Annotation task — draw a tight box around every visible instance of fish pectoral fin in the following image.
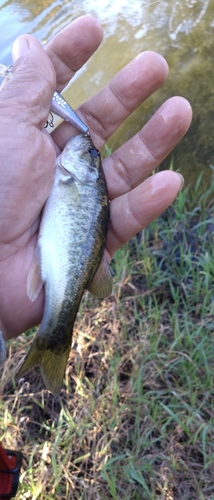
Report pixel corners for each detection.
[60,175,80,200]
[27,247,43,302]
[17,340,70,396]
[88,253,112,298]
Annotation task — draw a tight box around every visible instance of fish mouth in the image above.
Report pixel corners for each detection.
[73,133,94,151]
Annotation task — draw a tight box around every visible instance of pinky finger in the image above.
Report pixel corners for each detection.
[106,170,184,258]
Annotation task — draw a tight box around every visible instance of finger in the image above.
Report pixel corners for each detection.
[106,170,184,258]
[45,15,103,91]
[104,96,192,200]
[0,35,56,129]
[51,51,169,150]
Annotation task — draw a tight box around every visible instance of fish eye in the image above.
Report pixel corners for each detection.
[89,148,100,158]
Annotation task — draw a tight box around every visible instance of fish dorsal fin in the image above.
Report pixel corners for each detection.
[27,246,43,302]
[88,253,112,298]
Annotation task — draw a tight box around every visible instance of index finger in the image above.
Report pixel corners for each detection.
[51,51,169,150]
[45,15,103,91]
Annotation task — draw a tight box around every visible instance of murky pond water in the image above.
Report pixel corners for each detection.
[0,0,214,186]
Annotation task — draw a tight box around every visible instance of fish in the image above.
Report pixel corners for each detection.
[0,63,89,135]
[17,134,112,395]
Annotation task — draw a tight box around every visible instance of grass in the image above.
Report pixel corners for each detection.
[0,168,214,499]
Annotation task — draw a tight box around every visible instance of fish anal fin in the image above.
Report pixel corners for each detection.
[27,247,43,302]
[88,253,112,298]
[17,340,70,396]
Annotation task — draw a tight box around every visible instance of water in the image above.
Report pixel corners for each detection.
[0,0,214,186]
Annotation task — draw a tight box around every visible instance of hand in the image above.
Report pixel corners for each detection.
[0,15,192,340]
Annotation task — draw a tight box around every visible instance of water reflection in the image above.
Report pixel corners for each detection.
[0,0,213,185]
[169,0,210,39]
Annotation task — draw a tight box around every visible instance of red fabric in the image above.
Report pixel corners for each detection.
[0,442,16,496]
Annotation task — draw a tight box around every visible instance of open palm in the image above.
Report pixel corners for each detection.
[0,15,192,339]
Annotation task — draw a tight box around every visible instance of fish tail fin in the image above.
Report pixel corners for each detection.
[17,340,71,396]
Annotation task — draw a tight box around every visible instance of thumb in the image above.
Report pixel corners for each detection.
[0,35,56,129]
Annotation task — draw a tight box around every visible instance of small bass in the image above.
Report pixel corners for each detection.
[17,134,112,395]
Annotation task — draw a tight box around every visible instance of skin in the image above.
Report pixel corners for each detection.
[0,15,192,340]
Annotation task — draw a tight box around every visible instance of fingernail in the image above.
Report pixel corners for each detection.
[12,36,30,61]
[176,172,185,191]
